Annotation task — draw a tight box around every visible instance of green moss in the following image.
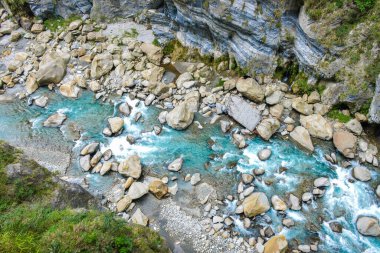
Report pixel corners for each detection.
[365,56,380,84]
[44,15,81,32]
[327,109,352,123]
[216,78,225,87]
[292,72,314,95]
[152,38,160,47]
[358,100,371,115]
[124,28,139,38]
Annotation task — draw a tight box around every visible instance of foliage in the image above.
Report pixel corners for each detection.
[124,28,139,38]
[354,0,375,12]
[216,78,225,87]
[44,16,81,32]
[4,0,30,15]
[0,142,169,253]
[152,38,160,47]
[327,109,352,123]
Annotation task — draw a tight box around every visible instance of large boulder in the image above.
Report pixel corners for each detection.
[243,192,270,217]
[118,155,142,179]
[356,216,380,236]
[345,119,363,135]
[226,95,261,131]
[271,195,287,211]
[333,131,357,158]
[149,180,168,199]
[116,196,132,212]
[292,97,314,115]
[36,51,69,85]
[257,118,280,140]
[352,166,372,182]
[127,182,149,200]
[140,43,163,65]
[59,81,80,98]
[236,78,264,103]
[290,126,314,152]
[300,114,333,140]
[108,117,124,134]
[166,101,194,130]
[91,53,114,79]
[264,235,288,253]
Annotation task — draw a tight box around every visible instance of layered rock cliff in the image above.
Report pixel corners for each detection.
[16,0,380,117]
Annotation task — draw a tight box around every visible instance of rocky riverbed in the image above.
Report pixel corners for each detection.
[0,6,380,253]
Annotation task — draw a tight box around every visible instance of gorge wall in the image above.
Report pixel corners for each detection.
[22,0,378,121]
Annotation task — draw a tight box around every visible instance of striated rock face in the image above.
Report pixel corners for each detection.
[155,0,323,75]
[28,0,92,19]
[91,0,163,19]
[369,75,380,124]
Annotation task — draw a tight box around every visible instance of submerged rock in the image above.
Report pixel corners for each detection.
[168,157,183,172]
[43,112,66,127]
[258,148,272,161]
[356,216,380,236]
[243,192,270,218]
[226,95,261,132]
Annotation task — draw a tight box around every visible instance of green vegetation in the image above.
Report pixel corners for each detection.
[327,109,352,123]
[152,38,161,47]
[4,0,30,15]
[124,28,139,38]
[0,142,169,253]
[216,78,225,87]
[43,16,81,32]
[304,0,380,86]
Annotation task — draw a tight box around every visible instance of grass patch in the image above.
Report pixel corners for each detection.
[4,0,30,15]
[43,15,81,32]
[0,142,169,253]
[327,109,352,123]
[124,28,139,38]
[152,38,160,47]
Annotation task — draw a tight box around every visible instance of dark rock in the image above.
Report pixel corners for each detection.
[28,0,92,19]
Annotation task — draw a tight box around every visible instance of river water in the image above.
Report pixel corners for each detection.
[0,87,379,253]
